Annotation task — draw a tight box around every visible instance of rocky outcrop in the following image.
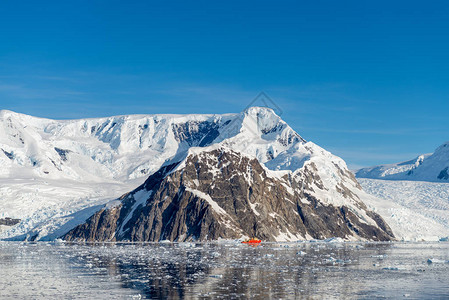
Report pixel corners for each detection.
[64,147,394,242]
[0,218,21,226]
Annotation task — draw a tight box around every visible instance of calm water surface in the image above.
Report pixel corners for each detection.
[0,241,448,299]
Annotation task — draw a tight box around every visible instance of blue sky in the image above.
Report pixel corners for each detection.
[1,1,448,168]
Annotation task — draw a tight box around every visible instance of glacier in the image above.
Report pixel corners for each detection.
[356,141,449,241]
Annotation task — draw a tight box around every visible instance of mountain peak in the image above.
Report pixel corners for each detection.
[435,141,449,153]
[244,106,278,115]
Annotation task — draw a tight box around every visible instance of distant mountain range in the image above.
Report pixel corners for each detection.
[356,142,449,182]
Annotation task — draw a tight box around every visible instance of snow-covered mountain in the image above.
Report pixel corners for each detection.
[356,142,449,182]
[1,108,393,241]
[64,146,394,242]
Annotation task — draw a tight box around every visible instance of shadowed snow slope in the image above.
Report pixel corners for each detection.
[1,108,392,241]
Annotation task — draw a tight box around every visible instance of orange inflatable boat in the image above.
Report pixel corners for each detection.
[242,238,261,244]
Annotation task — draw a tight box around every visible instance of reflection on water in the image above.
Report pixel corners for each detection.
[1,241,448,299]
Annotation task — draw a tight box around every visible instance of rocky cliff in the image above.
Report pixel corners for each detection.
[0,218,21,226]
[64,146,394,242]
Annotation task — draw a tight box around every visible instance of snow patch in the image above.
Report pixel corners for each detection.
[248,201,260,216]
[119,189,153,235]
[185,187,228,216]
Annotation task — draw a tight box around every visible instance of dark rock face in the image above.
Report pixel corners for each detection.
[1,148,14,160]
[0,218,21,226]
[54,147,71,162]
[64,148,394,242]
[438,167,449,180]
[172,121,220,147]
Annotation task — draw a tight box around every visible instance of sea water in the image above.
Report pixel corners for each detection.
[0,241,448,299]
